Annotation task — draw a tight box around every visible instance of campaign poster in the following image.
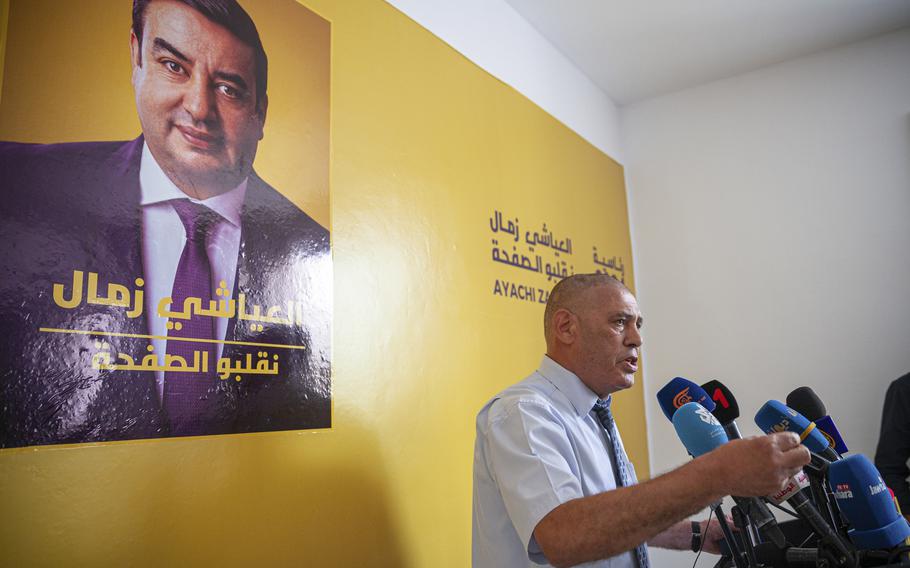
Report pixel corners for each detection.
[0,0,332,447]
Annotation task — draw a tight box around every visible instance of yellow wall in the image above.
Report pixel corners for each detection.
[0,0,648,566]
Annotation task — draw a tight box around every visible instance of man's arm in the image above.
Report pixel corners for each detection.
[534,433,809,568]
[875,376,910,519]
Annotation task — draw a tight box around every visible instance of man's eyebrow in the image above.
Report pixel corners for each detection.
[152,37,189,63]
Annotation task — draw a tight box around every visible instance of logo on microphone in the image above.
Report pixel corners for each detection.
[769,419,790,433]
[673,388,693,408]
[694,406,720,426]
[834,483,854,500]
[869,481,887,496]
[769,479,799,503]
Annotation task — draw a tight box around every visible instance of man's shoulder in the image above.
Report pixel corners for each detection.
[0,138,141,211]
[0,139,136,165]
[477,371,560,430]
[244,172,329,241]
[889,372,910,396]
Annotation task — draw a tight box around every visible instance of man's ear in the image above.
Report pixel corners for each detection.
[551,308,578,346]
[129,30,142,83]
[255,94,268,140]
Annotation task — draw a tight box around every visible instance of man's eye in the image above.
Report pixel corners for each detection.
[217,84,242,99]
[163,60,184,74]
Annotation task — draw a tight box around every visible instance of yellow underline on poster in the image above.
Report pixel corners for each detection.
[38,327,307,351]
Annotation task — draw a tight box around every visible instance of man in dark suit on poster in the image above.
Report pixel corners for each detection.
[0,0,331,447]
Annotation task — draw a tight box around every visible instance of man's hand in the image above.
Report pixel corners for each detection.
[699,516,732,555]
[706,432,811,498]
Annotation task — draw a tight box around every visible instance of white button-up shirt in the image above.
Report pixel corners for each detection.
[138,142,247,402]
[472,355,639,567]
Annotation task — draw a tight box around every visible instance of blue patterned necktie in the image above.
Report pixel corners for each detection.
[593,397,651,568]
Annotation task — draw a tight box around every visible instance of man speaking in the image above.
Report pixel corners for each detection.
[472,274,809,567]
[0,0,331,447]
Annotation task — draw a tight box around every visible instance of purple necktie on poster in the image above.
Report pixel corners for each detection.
[593,397,651,568]
[163,199,220,436]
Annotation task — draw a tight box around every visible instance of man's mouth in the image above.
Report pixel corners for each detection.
[176,125,221,150]
[622,356,638,372]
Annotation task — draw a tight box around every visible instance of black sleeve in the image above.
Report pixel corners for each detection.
[875,373,910,512]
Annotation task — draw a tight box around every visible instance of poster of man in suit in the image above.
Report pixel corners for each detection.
[0,0,332,447]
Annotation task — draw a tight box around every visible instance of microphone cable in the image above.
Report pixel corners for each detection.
[766,500,817,548]
[692,507,716,568]
[765,501,800,520]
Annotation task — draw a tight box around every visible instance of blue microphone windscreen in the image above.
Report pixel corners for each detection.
[754,400,830,454]
[815,415,849,454]
[657,377,716,421]
[672,402,729,458]
[829,454,910,549]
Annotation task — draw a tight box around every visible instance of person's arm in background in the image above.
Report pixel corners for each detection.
[875,374,910,523]
[649,516,729,554]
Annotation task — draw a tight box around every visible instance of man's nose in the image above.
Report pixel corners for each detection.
[184,76,215,123]
[625,324,642,347]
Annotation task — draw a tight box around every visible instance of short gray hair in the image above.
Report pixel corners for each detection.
[543,274,628,343]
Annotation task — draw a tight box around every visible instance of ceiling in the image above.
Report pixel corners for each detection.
[504,0,910,105]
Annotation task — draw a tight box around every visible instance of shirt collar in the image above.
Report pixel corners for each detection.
[537,355,601,418]
[138,141,246,227]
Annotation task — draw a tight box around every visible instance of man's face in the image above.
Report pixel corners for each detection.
[130,0,266,198]
[573,285,643,398]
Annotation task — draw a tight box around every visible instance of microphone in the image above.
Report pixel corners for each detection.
[753,544,819,568]
[754,400,839,462]
[701,380,787,547]
[657,377,715,421]
[828,454,910,549]
[765,469,855,564]
[672,401,728,457]
[786,387,848,455]
[672,402,747,568]
[701,379,742,440]
[755,401,856,562]
[766,470,811,506]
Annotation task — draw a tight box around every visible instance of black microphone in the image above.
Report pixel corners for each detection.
[786,386,826,420]
[701,380,742,440]
[701,379,786,548]
[753,543,819,568]
[785,387,851,534]
[767,470,855,566]
[786,386,848,455]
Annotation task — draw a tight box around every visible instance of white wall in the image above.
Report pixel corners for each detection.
[383,0,624,162]
[623,28,910,566]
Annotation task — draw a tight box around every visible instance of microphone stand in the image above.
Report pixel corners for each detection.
[715,502,749,568]
[732,504,761,567]
[804,454,849,540]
